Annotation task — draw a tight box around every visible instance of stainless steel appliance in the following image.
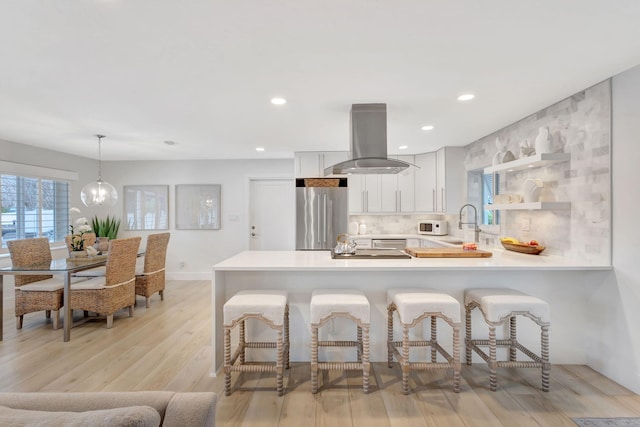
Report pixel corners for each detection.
[372,239,407,249]
[418,220,448,236]
[331,248,411,259]
[296,178,348,250]
[324,104,412,175]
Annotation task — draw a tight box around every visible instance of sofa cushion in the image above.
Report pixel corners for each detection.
[0,404,161,427]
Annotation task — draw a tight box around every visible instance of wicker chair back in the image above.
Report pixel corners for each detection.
[105,237,141,287]
[7,238,54,286]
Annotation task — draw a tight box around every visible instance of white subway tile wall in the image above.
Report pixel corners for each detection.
[464,80,611,263]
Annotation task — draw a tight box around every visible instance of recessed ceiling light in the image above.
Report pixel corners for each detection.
[256,147,265,152]
[163,140,176,146]
[421,125,434,131]
[399,145,408,150]
[457,93,475,101]
[270,97,287,105]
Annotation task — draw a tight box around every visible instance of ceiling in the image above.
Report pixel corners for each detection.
[1,1,640,161]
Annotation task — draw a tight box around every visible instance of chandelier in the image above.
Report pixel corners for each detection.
[80,134,118,207]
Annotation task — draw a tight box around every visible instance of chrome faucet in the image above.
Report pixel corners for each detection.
[458,203,482,243]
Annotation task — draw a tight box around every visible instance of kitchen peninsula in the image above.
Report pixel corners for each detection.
[211,249,610,374]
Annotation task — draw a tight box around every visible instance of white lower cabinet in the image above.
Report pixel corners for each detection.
[406,238,420,248]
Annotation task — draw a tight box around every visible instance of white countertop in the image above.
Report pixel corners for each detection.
[213,249,612,272]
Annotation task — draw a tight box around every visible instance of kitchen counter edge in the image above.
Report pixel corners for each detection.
[213,250,612,271]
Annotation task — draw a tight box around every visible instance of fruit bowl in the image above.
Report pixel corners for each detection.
[501,241,545,255]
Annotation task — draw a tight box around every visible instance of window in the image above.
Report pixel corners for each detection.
[467,169,500,226]
[1,173,70,248]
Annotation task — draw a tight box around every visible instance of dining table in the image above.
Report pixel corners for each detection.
[0,256,111,342]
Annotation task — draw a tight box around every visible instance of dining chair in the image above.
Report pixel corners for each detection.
[135,232,170,308]
[69,236,141,328]
[7,238,73,330]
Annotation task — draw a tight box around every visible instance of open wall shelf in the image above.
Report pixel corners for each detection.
[484,153,571,174]
[484,202,571,211]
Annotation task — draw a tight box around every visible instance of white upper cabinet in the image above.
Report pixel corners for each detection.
[414,152,437,212]
[348,174,381,213]
[435,147,464,213]
[294,151,349,178]
[380,155,415,212]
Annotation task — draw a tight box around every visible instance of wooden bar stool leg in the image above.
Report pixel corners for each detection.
[357,326,363,363]
[401,326,410,395]
[452,325,461,393]
[276,328,284,396]
[387,305,394,368]
[239,320,246,365]
[311,325,319,394]
[224,328,232,396]
[542,325,550,392]
[489,325,498,391]
[465,304,472,365]
[510,316,517,362]
[284,305,290,370]
[430,316,438,363]
[362,325,370,393]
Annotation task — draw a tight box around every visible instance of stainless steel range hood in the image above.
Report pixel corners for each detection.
[324,103,411,175]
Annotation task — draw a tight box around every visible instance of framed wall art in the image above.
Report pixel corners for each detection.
[175,184,221,230]
[123,185,169,231]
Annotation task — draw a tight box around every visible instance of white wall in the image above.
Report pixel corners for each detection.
[1,140,293,277]
[102,159,293,279]
[587,64,640,393]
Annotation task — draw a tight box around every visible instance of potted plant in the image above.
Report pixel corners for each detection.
[91,215,121,251]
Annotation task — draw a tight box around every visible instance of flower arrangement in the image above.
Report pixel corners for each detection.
[69,207,93,251]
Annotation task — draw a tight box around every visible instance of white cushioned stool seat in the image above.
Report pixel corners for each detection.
[464,288,550,324]
[387,288,461,394]
[223,290,289,396]
[224,290,288,327]
[388,288,461,325]
[310,289,370,394]
[464,287,551,392]
[310,289,370,324]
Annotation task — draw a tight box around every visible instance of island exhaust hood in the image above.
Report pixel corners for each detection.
[324,103,411,175]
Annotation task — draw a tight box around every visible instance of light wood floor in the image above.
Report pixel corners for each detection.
[2,279,640,426]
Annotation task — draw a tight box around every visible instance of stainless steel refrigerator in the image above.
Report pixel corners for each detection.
[296,178,348,250]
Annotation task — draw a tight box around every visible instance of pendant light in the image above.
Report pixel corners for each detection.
[80,134,118,207]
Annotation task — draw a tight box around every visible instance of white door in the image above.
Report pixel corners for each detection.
[249,179,295,250]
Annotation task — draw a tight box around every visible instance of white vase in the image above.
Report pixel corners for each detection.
[522,178,544,203]
[534,126,551,155]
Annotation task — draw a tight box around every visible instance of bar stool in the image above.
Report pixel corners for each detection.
[387,288,461,394]
[223,290,290,396]
[464,288,550,391]
[310,289,370,393]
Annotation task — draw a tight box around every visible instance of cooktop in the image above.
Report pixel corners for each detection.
[331,249,412,259]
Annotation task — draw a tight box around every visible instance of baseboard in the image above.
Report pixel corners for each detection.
[166,271,211,280]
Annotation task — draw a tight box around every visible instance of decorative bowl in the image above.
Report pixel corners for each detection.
[501,241,545,255]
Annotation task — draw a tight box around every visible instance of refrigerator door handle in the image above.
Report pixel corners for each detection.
[323,193,328,243]
[316,194,321,244]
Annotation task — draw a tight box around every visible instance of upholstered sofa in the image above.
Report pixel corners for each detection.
[0,391,216,426]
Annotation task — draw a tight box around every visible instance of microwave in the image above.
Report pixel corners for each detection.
[418,220,448,236]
